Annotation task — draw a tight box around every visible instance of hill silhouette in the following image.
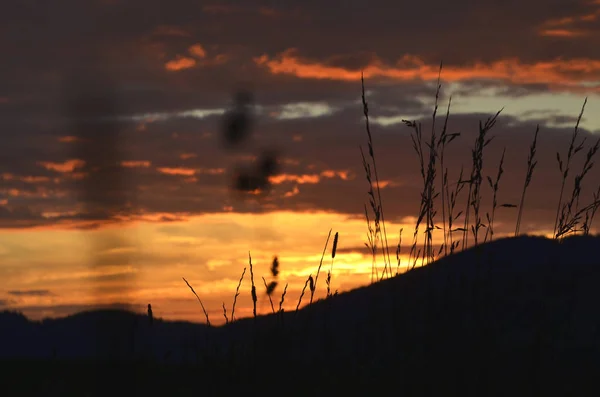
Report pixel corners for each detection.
[1,234,599,396]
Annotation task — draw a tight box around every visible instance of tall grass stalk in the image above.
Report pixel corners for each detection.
[484,148,506,243]
[326,232,339,297]
[230,267,246,322]
[296,275,312,312]
[447,167,466,254]
[360,72,392,280]
[395,228,403,275]
[556,136,600,238]
[553,98,587,238]
[262,277,276,313]
[311,229,332,304]
[515,126,539,236]
[463,109,502,248]
[582,185,600,235]
[437,96,460,256]
[248,252,257,318]
[182,277,211,326]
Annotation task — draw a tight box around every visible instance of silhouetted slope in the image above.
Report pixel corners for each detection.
[2,235,599,396]
[0,308,213,361]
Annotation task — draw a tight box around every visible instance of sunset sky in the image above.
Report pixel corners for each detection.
[1,0,600,324]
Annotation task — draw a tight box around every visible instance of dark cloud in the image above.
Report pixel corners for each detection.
[0,93,599,236]
[0,0,598,235]
[1,0,598,118]
[8,290,54,297]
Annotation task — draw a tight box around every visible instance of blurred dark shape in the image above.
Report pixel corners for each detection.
[232,149,281,195]
[234,90,253,107]
[63,71,130,217]
[62,65,137,371]
[147,304,153,327]
[220,88,284,196]
[234,170,265,193]
[257,149,280,179]
[221,89,255,149]
[266,281,277,296]
[270,256,280,277]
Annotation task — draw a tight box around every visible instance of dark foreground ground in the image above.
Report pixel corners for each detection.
[2,235,600,396]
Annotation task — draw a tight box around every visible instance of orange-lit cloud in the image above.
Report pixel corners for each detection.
[179,153,197,160]
[38,159,85,173]
[544,17,576,27]
[1,173,50,183]
[22,176,51,183]
[539,29,588,37]
[538,4,600,38]
[5,187,64,199]
[284,186,300,197]
[254,50,600,91]
[57,136,80,143]
[165,55,196,71]
[581,13,598,21]
[156,167,196,176]
[165,45,228,71]
[200,168,225,175]
[188,44,207,58]
[270,170,352,185]
[270,173,320,184]
[121,160,151,168]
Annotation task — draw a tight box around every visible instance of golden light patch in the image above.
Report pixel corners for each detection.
[0,211,445,324]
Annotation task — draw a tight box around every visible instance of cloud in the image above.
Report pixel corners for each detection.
[255,50,600,93]
[156,167,196,176]
[8,290,54,297]
[0,97,598,235]
[38,160,85,173]
[165,55,196,71]
[188,43,207,58]
[539,29,590,37]
[0,0,597,236]
[121,160,151,168]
